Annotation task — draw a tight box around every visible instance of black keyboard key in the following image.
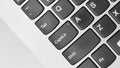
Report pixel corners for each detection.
[22,0,44,20]
[49,21,78,50]
[109,2,120,24]
[87,0,110,16]
[108,30,120,55]
[41,0,55,6]
[62,29,100,65]
[71,7,94,30]
[52,0,74,20]
[92,44,116,68]
[35,11,59,35]
[72,0,86,6]
[14,0,25,5]
[77,58,98,68]
[110,0,117,2]
[94,15,116,38]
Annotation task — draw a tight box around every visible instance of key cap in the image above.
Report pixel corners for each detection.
[110,0,117,2]
[52,0,74,20]
[77,58,98,68]
[62,29,100,65]
[71,7,94,30]
[92,44,116,68]
[72,0,86,6]
[22,0,44,20]
[108,30,120,55]
[35,11,59,35]
[109,2,120,24]
[49,21,78,50]
[86,0,110,16]
[93,15,116,38]
[14,0,25,5]
[41,0,55,6]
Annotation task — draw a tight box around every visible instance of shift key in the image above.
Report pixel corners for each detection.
[49,21,78,50]
[62,29,100,65]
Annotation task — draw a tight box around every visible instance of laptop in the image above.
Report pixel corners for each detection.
[0,0,120,68]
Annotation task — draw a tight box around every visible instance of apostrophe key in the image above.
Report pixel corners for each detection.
[22,0,44,20]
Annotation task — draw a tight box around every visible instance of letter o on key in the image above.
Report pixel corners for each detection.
[55,5,62,12]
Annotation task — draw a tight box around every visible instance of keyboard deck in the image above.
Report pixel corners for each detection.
[14,0,120,68]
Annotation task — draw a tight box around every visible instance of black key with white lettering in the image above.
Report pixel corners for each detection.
[49,21,78,50]
[41,0,55,6]
[87,0,110,16]
[62,29,100,65]
[108,30,120,55]
[109,2,120,24]
[14,0,25,5]
[77,58,98,68]
[35,11,59,35]
[52,0,74,20]
[22,0,44,20]
[72,0,86,6]
[71,7,94,30]
[94,15,116,38]
[92,44,116,68]
[110,0,117,2]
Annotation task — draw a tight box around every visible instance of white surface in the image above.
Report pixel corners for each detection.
[0,18,45,68]
[0,0,120,68]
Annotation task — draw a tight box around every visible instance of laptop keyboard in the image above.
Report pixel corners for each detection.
[14,0,120,68]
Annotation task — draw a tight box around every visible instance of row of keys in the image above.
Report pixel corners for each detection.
[14,0,113,36]
[14,0,120,68]
[15,0,111,21]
